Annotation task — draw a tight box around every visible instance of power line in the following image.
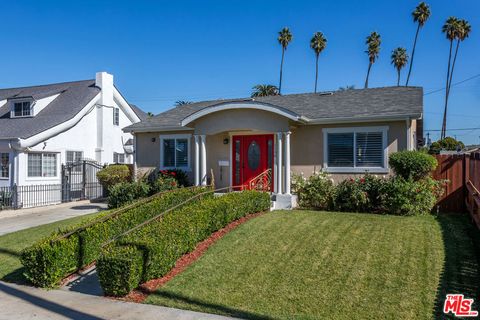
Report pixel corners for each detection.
[423,73,480,96]
[424,127,480,132]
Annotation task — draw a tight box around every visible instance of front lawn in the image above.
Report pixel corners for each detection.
[0,211,103,284]
[145,211,480,320]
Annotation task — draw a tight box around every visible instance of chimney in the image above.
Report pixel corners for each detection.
[95,72,114,106]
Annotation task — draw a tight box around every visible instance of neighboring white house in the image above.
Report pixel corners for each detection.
[0,72,145,207]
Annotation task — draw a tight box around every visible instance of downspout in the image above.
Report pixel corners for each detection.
[133,133,138,182]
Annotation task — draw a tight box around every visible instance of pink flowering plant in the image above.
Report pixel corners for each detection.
[334,175,379,213]
[292,171,335,210]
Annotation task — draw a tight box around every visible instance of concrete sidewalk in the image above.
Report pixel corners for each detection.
[0,201,108,236]
[0,281,233,320]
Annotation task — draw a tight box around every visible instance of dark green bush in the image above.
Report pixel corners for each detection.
[389,151,437,181]
[108,181,151,209]
[96,246,143,297]
[334,178,370,212]
[97,190,271,296]
[97,165,131,189]
[379,177,444,216]
[20,187,209,288]
[292,172,335,210]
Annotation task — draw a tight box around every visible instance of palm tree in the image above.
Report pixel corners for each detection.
[441,18,471,139]
[251,84,279,97]
[440,17,460,139]
[391,47,409,86]
[448,19,471,96]
[277,27,293,94]
[405,2,431,86]
[364,32,381,88]
[175,100,193,106]
[310,32,327,93]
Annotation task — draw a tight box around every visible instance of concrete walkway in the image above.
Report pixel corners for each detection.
[0,201,108,236]
[0,281,233,320]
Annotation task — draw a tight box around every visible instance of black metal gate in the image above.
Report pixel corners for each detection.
[62,160,104,202]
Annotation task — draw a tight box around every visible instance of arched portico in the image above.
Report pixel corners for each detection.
[185,103,296,195]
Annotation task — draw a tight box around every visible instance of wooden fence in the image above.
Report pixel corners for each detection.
[432,152,480,228]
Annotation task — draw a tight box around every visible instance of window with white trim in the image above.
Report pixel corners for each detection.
[160,134,190,170]
[113,152,125,164]
[27,153,58,177]
[323,126,388,172]
[113,108,120,126]
[12,101,32,117]
[1,153,9,179]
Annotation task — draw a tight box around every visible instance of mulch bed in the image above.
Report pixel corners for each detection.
[60,261,97,287]
[122,211,266,303]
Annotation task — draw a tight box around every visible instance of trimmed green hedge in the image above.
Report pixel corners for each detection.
[20,187,209,288]
[97,190,271,296]
[389,150,438,180]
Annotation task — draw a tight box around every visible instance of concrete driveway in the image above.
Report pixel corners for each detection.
[0,201,108,236]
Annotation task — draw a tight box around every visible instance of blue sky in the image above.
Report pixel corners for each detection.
[2,0,479,144]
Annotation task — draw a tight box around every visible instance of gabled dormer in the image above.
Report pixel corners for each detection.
[8,92,61,119]
[10,98,34,118]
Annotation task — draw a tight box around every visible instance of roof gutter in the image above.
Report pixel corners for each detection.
[123,126,194,133]
[303,113,422,125]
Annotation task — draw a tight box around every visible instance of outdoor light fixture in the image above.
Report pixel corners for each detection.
[223,138,229,145]
[151,137,156,142]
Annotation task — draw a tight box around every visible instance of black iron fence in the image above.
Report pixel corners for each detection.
[0,160,104,211]
[0,182,104,211]
[0,184,61,210]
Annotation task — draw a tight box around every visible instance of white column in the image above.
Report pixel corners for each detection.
[284,131,291,195]
[200,135,207,186]
[194,135,200,186]
[406,118,412,151]
[276,132,283,194]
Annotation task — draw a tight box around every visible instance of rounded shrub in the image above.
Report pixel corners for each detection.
[333,175,386,213]
[389,151,437,181]
[379,177,444,216]
[293,172,335,210]
[96,165,131,189]
[334,178,370,213]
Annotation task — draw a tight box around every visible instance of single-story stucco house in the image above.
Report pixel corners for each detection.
[124,86,423,207]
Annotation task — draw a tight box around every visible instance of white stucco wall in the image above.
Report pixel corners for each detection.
[0,72,139,188]
[12,101,134,186]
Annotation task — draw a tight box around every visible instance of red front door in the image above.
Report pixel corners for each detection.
[232,134,274,189]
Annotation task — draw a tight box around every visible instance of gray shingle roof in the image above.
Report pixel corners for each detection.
[0,80,145,139]
[128,103,148,121]
[124,86,423,131]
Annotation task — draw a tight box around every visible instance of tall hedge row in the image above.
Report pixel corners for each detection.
[20,187,210,288]
[97,190,271,296]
